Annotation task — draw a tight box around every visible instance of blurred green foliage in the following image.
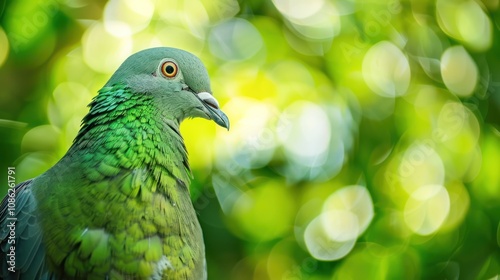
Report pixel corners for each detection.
[1,0,500,279]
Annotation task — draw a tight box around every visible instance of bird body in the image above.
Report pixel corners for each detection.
[0,47,229,279]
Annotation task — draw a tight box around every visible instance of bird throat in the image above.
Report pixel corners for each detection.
[71,85,192,194]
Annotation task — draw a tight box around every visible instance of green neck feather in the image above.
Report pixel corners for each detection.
[70,84,191,188]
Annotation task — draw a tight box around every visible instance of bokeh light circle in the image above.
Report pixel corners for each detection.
[103,0,155,37]
[82,23,133,73]
[404,184,450,235]
[208,18,263,61]
[277,101,331,166]
[321,210,360,242]
[437,0,492,51]
[322,185,374,236]
[303,185,374,261]
[272,0,325,20]
[441,46,478,97]
[304,213,357,261]
[362,41,411,98]
[215,97,279,170]
[398,142,445,194]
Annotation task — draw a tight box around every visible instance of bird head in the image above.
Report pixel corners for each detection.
[105,47,229,129]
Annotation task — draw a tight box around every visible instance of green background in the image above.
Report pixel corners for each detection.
[1,0,500,279]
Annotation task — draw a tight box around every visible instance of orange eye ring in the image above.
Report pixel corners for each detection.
[161,61,178,78]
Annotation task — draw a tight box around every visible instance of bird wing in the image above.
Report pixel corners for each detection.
[0,179,54,279]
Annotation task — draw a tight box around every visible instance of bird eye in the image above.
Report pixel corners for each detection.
[161,61,178,78]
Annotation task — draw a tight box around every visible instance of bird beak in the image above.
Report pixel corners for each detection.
[196,92,230,130]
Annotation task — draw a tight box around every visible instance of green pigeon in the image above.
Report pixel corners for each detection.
[0,47,229,279]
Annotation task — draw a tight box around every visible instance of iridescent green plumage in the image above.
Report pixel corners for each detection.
[0,47,229,279]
